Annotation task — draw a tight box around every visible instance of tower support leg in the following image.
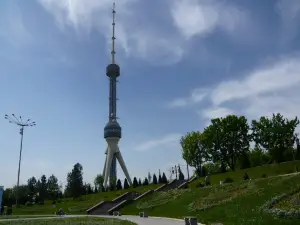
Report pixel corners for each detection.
[116,150,132,185]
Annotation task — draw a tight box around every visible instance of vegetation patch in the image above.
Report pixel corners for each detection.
[136,189,190,209]
[261,186,300,219]
[0,217,135,225]
[188,181,255,212]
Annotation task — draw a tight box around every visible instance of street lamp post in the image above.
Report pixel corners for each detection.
[4,114,36,206]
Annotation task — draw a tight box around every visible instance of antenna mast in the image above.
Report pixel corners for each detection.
[111,2,116,64]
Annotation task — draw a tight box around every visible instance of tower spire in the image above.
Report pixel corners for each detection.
[111,1,116,64]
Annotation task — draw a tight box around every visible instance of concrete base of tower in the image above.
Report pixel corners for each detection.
[102,137,132,188]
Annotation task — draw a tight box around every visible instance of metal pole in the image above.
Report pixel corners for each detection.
[16,126,24,206]
[186,163,190,180]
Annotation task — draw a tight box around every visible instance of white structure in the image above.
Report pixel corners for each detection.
[102,3,132,189]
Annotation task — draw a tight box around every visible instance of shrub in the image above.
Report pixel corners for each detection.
[223,177,234,183]
[57,199,61,203]
[195,182,205,188]
[52,200,56,205]
[6,207,12,215]
[25,201,33,207]
[261,173,267,178]
[38,201,44,205]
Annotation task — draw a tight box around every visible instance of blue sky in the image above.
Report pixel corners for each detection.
[0,0,300,189]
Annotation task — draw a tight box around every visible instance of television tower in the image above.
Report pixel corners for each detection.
[102,2,132,189]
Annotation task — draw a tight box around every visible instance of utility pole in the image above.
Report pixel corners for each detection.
[5,114,36,206]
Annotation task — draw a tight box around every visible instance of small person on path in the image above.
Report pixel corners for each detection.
[243,172,250,180]
[205,174,211,186]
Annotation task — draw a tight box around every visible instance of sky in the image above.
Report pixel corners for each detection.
[0,0,300,189]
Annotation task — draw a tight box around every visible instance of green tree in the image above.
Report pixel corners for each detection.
[116,179,122,190]
[27,176,37,199]
[133,177,138,188]
[123,179,130,189]
[180,131,210,176]
[138,178,142,186]
[94,174,104,192]
[38,175,47,200]
[204,115,250,171]
[162,172,168,183]
[178,166,185,180]
[65,163,84,198]
[109,177,116,191]
[158,170,162,183]
[251,113,299,163]
[147,172,152,184]
[47,174,59,200]
[143,178,149,185]
[152,174,158,184]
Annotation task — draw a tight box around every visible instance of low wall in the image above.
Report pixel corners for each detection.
[112,192,130,202]
[86,201,105,214]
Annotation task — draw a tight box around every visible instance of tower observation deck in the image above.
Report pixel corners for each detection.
[102,2,132,189]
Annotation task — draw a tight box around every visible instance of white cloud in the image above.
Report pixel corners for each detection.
[133,133,182,152]
[171,0,249,40]
[37,0,251,65]
[200,107,234,119]
[168,88,208,108]
[171,54,300,126]
[210,55,300,106]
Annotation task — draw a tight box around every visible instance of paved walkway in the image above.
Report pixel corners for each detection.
[0,215,204,225]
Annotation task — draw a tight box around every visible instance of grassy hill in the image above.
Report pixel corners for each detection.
[121,161,300,225]
[11,184,161,215]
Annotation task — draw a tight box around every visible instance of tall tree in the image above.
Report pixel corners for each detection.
[147,172,152,184]
[143,178,149,185]
[123,178,130,189]
[161,172,168,183]
[138,178,142,186]
[251,113,299,163]
[133,177,138,188]
[65,163,84,198]
[116,179,122,190]
[158,170,162,183]
[180,131,210,176]
[47,174,59,200]
[94,174,104,192]
[152,174,158,184]
[178,166,185,180]
[27,176,37,198]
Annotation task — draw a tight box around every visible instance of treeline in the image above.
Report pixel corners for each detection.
[181,113,300,176]
[2,163,173,207]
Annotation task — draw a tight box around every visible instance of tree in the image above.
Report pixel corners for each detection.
[86,183,93,194]
[147,172,152,184]
[109,177,116,191]
[94,186,98,193]
[248,146,271,167]
[123,179,130,189]
[65,163,84,199]
[203,115,250,171]
[138,178,142,186]
[143,178,149,185]
[251,113,299,163]
[180,131,210,176]
[133,177,138,188]
[178,166,185,180]
[161,172,168,183]
[152,174,158,184]
[94,174,104,192]
[27,176,37,198]
[38,175,47,200]
[158,170,162,183]
[116,179,122,190]
[47,174,59,200]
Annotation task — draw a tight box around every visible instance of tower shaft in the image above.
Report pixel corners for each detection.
[102,2,132,189]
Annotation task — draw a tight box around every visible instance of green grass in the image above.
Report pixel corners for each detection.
[121,161,300,225]
[189,160,300,188]
[0,217,135,225]
[11,184,161,215]
[0,215,56,220]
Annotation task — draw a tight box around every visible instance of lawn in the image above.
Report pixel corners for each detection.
[121,164,300,225]
[0,217,135,225]
[189,160,300,188]
[10,184,161,215]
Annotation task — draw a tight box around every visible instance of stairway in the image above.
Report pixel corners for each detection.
[86,191,140,215]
